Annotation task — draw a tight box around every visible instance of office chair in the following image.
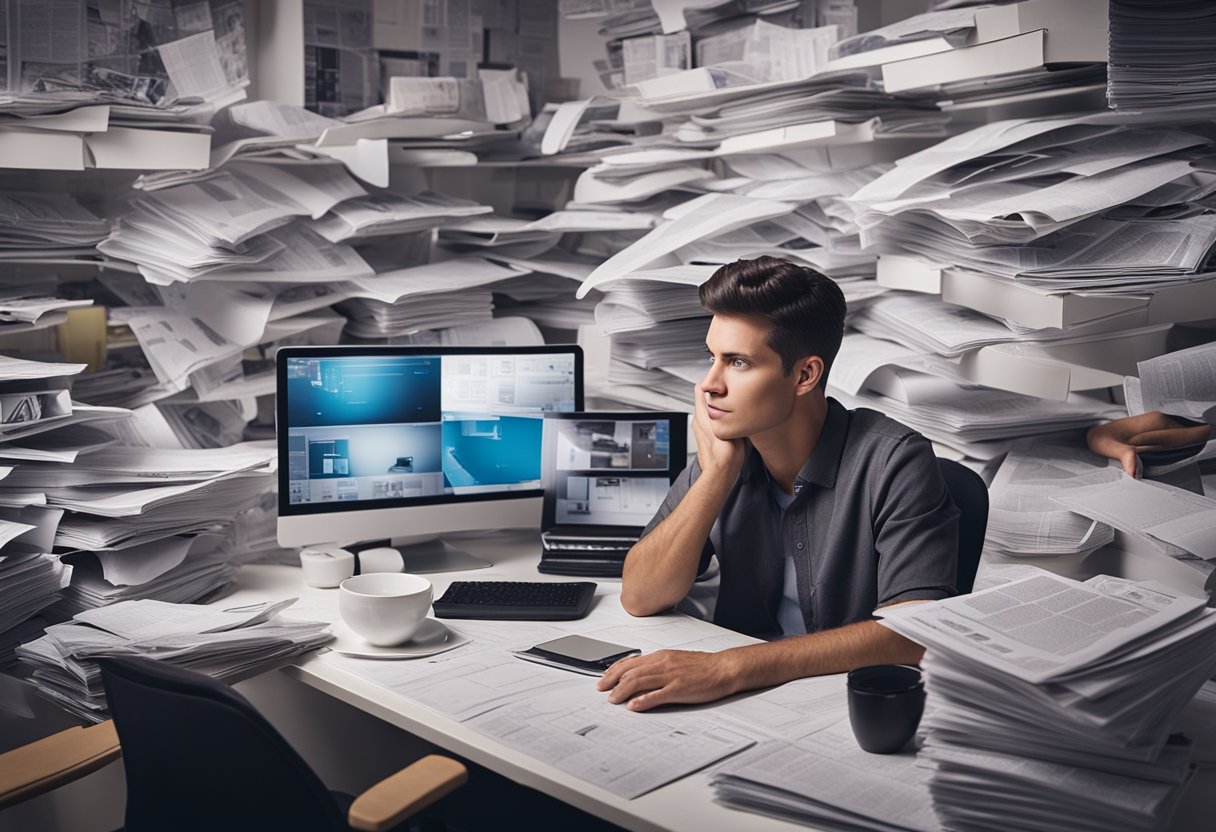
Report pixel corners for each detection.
[96,655,466,832]
[937,458,989,595]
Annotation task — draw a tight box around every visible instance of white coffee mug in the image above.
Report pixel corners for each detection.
[338,573,433,646]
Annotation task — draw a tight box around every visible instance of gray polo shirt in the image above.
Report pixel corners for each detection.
[640,398,959,639]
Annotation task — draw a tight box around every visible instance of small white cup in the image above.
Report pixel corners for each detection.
[299,546,356,588]
[338,573,433,646]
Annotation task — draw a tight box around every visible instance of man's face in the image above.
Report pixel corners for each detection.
[701,314,806,441]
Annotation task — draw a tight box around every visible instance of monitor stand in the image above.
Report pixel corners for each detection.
[354,536,493,574]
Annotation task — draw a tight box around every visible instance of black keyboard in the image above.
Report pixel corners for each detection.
[433,581,596,621]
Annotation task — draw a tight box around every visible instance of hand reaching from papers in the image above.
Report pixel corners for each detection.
[694,381,748,480]
[597,649,743,712]
[1086,411,1212,477]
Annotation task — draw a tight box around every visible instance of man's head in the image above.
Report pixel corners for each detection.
[697,257,846,440]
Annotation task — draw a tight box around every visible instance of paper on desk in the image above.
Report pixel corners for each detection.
[714,726,937,831]
[1137,341,1216,425]
[466,683,757,799]
[879,572,1206,684]
[1051,477,1216,559]
[69,597,298,641]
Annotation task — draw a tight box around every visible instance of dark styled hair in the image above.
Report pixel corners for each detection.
[699,256,846,386]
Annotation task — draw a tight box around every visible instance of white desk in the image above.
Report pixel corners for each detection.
[228,530,821,832]
[227,530,1213,832]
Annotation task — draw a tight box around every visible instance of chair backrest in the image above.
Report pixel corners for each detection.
[937,458,988,595]
[98,656,347,832]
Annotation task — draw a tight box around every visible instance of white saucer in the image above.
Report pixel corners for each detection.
[328,618,469,659]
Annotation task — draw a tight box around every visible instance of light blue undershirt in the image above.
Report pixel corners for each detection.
[769,480,807,637]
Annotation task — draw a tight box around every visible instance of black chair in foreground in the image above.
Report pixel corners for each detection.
[937,458,989,595]
[98,655,466,832]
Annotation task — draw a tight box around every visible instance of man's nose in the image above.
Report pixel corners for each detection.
[701,364,725,395]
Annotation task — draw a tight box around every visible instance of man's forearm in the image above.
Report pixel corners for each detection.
[721,620,924,693]
[621,470,736,616]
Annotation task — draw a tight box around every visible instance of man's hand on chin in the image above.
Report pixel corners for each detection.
[596,649,742,712]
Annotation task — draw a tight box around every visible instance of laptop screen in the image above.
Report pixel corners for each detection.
[541,412,688,533]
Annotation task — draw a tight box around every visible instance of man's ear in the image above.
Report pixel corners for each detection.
[794,356,824,395]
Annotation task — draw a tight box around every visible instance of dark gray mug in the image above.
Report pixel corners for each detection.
[847,664,925,754]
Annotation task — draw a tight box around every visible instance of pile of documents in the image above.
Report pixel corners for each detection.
[851,118,1216,286]
[53,530,239,617]
[0,552,69,665]
[0,1,250,171]
[880,569,1216,831]
[1107,0,1216,110]
[0,442,276,631]
[828,0,1109,103]
[1051,477,1216,596]
[0,356,134,652]
[337,258,532,339]
[985,441,1121,558]
[0,192,110,256]
[17,597,329,722]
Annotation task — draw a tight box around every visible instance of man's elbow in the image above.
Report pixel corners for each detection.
[619,585,666,617]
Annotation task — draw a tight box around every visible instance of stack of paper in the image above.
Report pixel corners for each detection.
[881,570,1216,831]
[0,193,110,256]
[100,167,374,286]
[311,192,492,243]
[854,0,1109,102]
[54,531,237,617]
[0,3,250,171]
[1050,477,1216,592]
[338,258,532,338]
[16,598,329,722]
[0,552,69,639]
[829,372,1118,464]
[1107,0,1216,111]
[855,120,1206,237]
[985,441,1122,557]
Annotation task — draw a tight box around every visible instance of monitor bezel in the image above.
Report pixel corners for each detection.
[277,344,584,519]
[540,410,689,536]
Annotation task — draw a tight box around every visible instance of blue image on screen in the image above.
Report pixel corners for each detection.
[286,357,441,427]
[442,416,542,487]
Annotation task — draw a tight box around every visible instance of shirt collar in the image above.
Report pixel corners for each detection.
[741,397,849,491]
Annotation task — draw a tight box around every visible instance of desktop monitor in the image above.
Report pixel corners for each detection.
[276,345,583,570]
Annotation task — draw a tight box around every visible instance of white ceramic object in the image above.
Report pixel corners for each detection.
[299,546,356,588]
[328,618,469,659]
[358,546,405,573]
[338,572,433,646]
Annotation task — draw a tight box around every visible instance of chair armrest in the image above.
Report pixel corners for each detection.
[0,720,121,810]
[348,754,467,832]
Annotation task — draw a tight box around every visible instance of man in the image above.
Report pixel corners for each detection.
[597,256,959,712]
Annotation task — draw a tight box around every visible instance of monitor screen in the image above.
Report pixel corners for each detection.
[278,346,582,518]
[541,412,687,532]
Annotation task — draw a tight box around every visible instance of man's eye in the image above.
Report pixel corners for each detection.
[732,359,748,369]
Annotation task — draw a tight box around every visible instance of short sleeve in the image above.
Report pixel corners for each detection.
[873,434,959,608]
[639,457,715,576]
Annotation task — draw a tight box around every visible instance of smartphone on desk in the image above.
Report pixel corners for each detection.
[514,634,640,676]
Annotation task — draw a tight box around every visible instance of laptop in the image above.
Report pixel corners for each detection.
[539,411,687,577]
